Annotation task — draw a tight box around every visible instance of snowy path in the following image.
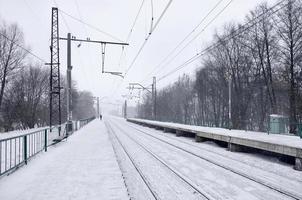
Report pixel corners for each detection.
[0,120,129,200]
[107,117,301,200]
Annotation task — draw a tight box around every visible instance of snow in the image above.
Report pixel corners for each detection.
[0,119,129,200]
[107,117,301,200]
[1,116,300,200]
[0,127,47,140]
[129,118,302,149]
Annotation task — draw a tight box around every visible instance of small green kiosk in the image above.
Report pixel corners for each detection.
[269,114,289,134]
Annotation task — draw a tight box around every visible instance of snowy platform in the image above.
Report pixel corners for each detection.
[128,118,302,170]
[0,120,129,200]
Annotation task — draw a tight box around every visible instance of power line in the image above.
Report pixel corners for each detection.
[72,0,96,91]
[123,0,174,77]
[155,0,287,84]
[143,0,233,84]
[0,32,47,63]
[140,0,225,83]
[114,0,147,98]
[126,0,146,43]
[52,0,72,32]
[58,8,124,42]
[110,0,174,100]
[117,0,146,71]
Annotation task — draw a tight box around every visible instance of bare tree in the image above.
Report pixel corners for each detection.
[1,64,48,129]
[275,0,302,132]
[0,22,27,110]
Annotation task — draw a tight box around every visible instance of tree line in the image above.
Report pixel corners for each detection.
[137,0,302,134]
[0,20,95,132]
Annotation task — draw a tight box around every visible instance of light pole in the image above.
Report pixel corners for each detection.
[66,33,73,135]
[228,75,232,130]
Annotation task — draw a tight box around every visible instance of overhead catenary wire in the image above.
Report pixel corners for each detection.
[58,8,124,42]
[140,0,225,83]
[117,0,146,70]
[127,0,147,43]
[72,0,97,92]
[154,0,288,85]
[123,0,174,77]
[52,0,72,32]
[113,0,148,100]
[110,0,174,100]
[151,0,234,80]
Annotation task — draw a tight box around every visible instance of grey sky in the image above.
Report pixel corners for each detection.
[0,0,276,111]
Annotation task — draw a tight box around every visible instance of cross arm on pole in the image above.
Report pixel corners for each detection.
[128,83,152,93]
[59,37,128,46]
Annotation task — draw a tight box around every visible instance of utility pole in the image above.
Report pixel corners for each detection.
[66,33,73,135]
[228,77,232,130]
[48,7,62,134]
[152,76,157,120]
[48,7,129,133]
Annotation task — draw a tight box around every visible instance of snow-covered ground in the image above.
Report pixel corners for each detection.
[107,117,302,200]
[1,116,301,200]
[0,119,129,200]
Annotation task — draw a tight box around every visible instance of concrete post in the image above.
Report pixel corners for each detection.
[176,130,183,137]
[294,158,302,171]
[195,135,206,142]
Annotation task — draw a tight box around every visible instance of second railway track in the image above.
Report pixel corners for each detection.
[109,118,302,200]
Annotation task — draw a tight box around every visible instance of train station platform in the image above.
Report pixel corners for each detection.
[128,118,302,170]
[0,120,129,200]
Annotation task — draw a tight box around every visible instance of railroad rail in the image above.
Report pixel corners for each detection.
[123,119,301,200]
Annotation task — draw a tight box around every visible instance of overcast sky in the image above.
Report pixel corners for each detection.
[0,0,276,112]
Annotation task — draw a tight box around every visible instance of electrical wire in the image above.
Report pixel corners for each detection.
[0,32,47,63]
[140,0,225,83]
[127,0,146,43]
[73,0,96,91]
[123,0,174,77]
[155,0,287,85]
[52,0,72,32]
[110,0,174,100]
[58,8,124,42]
[117,0,146,70]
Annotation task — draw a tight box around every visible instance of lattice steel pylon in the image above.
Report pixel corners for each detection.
[49,7,61,129]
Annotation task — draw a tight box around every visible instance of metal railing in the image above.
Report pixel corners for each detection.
[0,117,95,177]
[78,116,96,128]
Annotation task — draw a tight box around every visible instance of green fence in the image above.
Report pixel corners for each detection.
[0,116,95,177]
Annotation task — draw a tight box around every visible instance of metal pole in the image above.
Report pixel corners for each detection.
[153,77,157,120]
[228,77,232,129]
[66,33,73,134]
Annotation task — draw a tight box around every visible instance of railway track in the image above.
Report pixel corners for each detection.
[106,120,212,200]
[127,121,302,184]
[110,119,301,200]
[105,121,159,200]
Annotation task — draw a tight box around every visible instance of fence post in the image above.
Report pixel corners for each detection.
[23,135,27,164]
[44,129,48,152]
